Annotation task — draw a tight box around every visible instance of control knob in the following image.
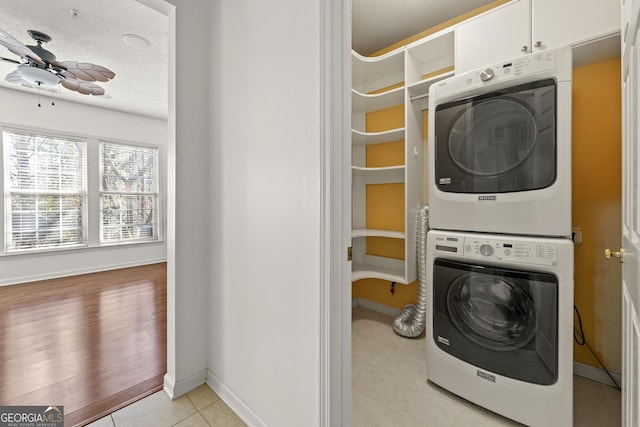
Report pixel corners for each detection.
[480,68,495,82]
[479,244,494,256]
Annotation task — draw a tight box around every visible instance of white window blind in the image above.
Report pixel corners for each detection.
[3,130,87,252]
[100,142,158,242]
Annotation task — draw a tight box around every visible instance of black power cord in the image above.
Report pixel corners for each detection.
[574,305,621,391]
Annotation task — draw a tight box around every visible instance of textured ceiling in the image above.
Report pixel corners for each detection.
[352,0,496,55]
[0,0,168,119]
[0,1,497,119]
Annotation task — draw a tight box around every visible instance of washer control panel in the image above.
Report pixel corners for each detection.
[430,232,559,267]
[463,236,558,266]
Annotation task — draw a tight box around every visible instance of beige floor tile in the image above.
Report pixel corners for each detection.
[384,381,462,426]
[85,415,115,427]
[111,391,197,427]
[452,398,522,426]
[371,406,427,427]
[603,384,622,426]
[200,400,246,427]
[173,412,210,427]
[186,383,221,410]
[352,390,389,427]
[352,356,413,406]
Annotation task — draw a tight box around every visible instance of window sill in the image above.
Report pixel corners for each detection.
[3,238,165,257]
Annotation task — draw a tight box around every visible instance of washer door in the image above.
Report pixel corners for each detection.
[432,258,558,385]
[434,78,556,194]
[447,273,536,351]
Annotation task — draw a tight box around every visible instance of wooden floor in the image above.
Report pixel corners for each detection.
[0,263,167,427]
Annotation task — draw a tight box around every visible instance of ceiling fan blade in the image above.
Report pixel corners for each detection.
[58,61,115,82]
[0,55,20,64]
[0,28,44,65]
[5,69,24,84]
[60,77,105,96]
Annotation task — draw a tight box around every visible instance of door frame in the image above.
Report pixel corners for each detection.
[319,0,352,425]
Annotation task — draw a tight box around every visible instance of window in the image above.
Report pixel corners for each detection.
[100,142,158,242]
[3,130,87,252]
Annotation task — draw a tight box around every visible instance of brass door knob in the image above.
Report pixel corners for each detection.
[604,248,624,262]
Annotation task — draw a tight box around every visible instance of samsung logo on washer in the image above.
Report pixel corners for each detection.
[478,195,497,201]
[477,370,497,383]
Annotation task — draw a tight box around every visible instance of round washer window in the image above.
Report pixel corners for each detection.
[447,272,536,351]
[448,99,538,176]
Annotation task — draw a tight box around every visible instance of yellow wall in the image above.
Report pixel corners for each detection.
[572,58,622,371]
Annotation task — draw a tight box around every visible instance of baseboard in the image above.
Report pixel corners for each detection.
[573,361,621,388]
[0,257,167,287]
[207,370,268,427]
[352,297,402,317]
[163,369,207,400]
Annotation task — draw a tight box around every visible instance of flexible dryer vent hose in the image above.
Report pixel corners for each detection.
[393,205,429,338]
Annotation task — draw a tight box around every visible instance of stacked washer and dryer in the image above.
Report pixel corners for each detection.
[425,47,574,426]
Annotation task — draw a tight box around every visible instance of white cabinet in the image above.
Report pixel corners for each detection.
[454,0,530,74]
[455,0,621,73]
[531,0,620,52]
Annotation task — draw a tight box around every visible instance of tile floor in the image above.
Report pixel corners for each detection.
[352,306,622,427]
[86,384,245,427]
[87,306,621,427]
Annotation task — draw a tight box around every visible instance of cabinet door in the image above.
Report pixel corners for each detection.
[531,0,620,51]
[454,0,530,74]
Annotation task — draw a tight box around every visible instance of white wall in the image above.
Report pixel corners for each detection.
[0,86,167,285]
[158,0,348,425]
[161,0,210,401]
[205,1,323,425]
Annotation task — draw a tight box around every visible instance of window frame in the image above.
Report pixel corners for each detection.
[98,140,160,244]
[2,128,88,254]
[0,125,163,256]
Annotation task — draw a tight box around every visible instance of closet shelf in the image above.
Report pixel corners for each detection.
[352,87,404,114]
[352,255,405,283]
[352,229,405,239]
[352,166,404,184]
[352,48,405,94]
[407,70,455,101]
[352,128,405,146]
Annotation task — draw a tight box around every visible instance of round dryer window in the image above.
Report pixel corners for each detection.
[448,99,538,176]
[447,272,536,351]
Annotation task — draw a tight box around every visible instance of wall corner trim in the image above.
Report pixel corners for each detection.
[207,370,268,427]
[163,370,206,400]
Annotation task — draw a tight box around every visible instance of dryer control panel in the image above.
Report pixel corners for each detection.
[432,46,571,101]
[463,49,557,88]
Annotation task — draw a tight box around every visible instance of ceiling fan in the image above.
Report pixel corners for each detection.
[0,27,115,96]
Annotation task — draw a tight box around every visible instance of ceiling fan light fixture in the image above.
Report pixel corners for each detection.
[17,64,60,87]
[122,34,151,49]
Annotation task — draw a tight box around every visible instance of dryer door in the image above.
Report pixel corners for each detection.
[432,258,558,385]
[434,79,556,194]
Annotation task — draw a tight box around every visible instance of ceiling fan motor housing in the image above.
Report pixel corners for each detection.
[26,30,56,64]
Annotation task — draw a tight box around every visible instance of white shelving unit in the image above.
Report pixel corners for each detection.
[351,27,457,284]
[351,46,407,283]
